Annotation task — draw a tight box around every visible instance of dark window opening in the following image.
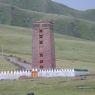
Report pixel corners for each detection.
[33,24,39,28]
[42,24,48,27]
[50,25,53,30]
[40,41,43,44]
[39,35,43,38]
[39,29,42,32]
[40,60,43,63]
[40,54,43,57]
[40,65,43,69]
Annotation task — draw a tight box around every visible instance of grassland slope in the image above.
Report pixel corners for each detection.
[0,5,95,40]
[0,25,95,71]
[0,0,95,21]
[0,0,81,17]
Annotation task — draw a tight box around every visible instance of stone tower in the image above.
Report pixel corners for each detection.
[32,21,56,69]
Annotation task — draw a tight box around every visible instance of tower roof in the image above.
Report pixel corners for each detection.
[33,20,54,24]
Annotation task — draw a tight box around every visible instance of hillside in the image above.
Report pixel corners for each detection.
[0,4,95,40]
[0,0,95,21]
[0,0,81,16]
[0,0,95,40]
[0,25,95,71]
[81,9,95,21]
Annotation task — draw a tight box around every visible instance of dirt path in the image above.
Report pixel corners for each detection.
[3,55,32,70]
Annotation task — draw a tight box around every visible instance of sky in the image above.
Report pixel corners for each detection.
[52,0,95,10]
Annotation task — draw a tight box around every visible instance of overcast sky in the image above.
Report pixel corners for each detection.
[52,0,95,10]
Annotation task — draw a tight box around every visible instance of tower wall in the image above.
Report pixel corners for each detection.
[32,21,56,69]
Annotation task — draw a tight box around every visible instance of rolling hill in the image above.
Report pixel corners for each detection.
[0,4,95,40]
[0,1,95,95]
[0,0,95,20]
[0,0,81,16]
[81,9,95,21]
[0,0,95,41]
[0,25,95,70]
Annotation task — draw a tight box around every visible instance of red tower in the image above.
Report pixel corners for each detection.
[32,21,56,69]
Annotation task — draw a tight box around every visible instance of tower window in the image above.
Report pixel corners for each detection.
[40,41,43,44]
[40,65,43,69]
[40,60,43,63]
[40,54,43,57]
[39,35,43,38]
[39,29,42,33]
[42,24,48,27]
[33,24,39,28]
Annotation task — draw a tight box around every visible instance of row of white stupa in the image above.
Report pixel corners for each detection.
[0,69,89,80]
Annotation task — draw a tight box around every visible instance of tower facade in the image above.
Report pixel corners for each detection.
[32,21,56,69]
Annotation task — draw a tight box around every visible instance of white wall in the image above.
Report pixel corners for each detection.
[0,70,31,80]
[0,69,89,80]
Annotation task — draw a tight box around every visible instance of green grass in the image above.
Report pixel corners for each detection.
[0,0,80,16]
[0,58,18,70]
[0,24,95,95]
[55,38,95,71]
[0,25,95,71]
[56,38,95,62]
[0,25,32,55]
[0,3,95,40]
[81,9,95,21]
[57,60,95,71]
[0,1,95,94]
[0,76,95,95]
[1,0,95,22]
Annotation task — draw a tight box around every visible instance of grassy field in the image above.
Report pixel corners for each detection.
[0,25,95,95]
[0,0,95,94]
[0,76,95,95]
[0,25,95,71]
[0,58,18,70]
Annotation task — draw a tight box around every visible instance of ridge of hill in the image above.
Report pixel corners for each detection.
[0,0,81,17]
[0,0,95,21]
[0,0,95,40]
[81,9,95,21]
[0,4,95,40]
